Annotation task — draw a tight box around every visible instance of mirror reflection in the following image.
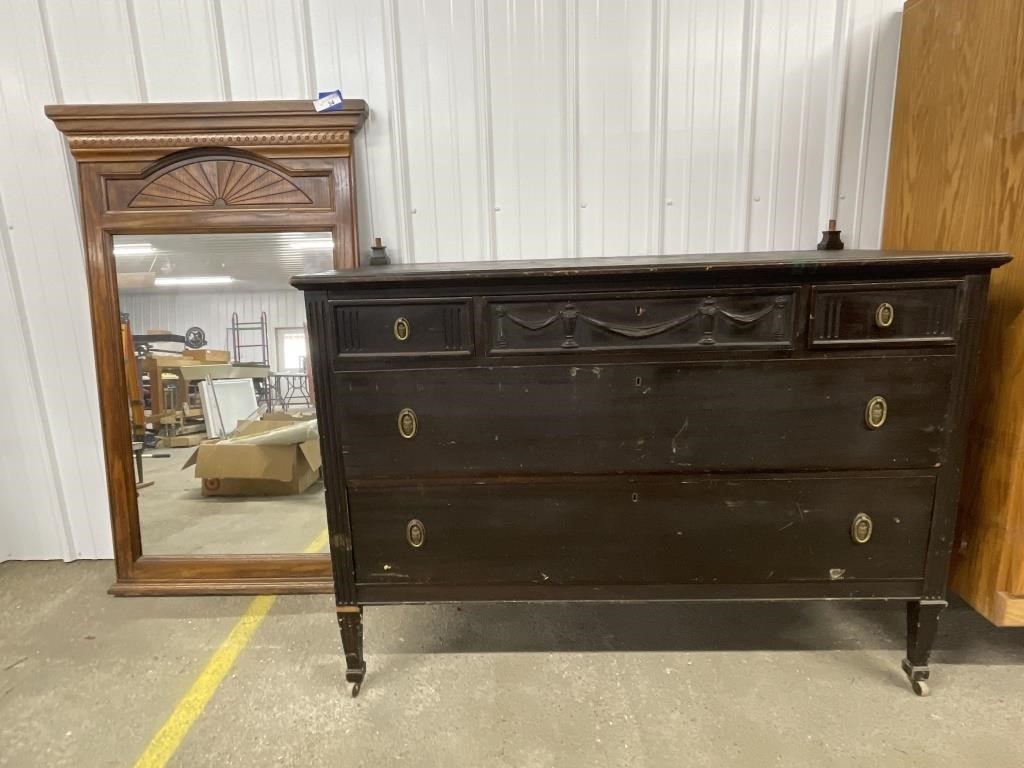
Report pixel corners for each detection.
[115,232,333,555]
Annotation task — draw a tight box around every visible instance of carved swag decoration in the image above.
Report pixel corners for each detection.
[494,295,790,348]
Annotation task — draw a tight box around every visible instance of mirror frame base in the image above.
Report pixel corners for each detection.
[110,577,333,597]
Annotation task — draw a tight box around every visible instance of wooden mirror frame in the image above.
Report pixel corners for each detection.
[47,100,367,595]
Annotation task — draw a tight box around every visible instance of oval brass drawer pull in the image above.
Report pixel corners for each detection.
[393,316,411,341]
[875,302,895,328]
[865,396,888,429]
[406,519,426,548]
[398,408,418,439]
[851,513,873,544]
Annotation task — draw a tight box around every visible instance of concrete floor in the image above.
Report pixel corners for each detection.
[1,561,1023,767]
[137,447,327,555]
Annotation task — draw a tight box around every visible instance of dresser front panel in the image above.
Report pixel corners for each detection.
[335,355,954,477]
[488,289,797,354]
[349,476,935,586]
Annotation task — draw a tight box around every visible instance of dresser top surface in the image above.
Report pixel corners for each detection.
[291,249,1010,289]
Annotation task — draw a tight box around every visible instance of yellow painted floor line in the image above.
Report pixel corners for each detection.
[133,528,329,768]
[304,527,329,554]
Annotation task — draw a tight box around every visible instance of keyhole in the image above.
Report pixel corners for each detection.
[635,376,643,387]
[635,305,645,317]
[631,492,639,502]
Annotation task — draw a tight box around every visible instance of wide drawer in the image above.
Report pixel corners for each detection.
[335,356,954,477]
[489,289,796,353]
[349,476,935,585]
[330,299,472,358]
[809,282,961,347]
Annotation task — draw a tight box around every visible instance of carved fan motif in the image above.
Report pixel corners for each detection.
[129,159,312,208]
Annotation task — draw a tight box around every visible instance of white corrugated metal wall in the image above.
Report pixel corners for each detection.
[0,0,903,560]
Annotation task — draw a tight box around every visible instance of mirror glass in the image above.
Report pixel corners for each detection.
[114,232,333,555]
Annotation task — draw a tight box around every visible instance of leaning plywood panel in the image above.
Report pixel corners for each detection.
[883,0,1024,625]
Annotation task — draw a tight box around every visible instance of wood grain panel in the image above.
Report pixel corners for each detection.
[883,0,1024,625]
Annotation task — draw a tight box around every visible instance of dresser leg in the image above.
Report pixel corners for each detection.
[338,606,366,697]
[902,599,945,696]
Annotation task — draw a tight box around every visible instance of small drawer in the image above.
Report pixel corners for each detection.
[809,283,961,347]
[488,290,796,354]
[331,299,472,358]
[349,476,934,586]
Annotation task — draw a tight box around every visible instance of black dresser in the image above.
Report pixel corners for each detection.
[293,249,1009,697]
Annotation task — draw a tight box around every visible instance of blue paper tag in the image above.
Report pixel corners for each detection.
[314,90,344,113]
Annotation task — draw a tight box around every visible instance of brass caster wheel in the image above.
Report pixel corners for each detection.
[351,681,362,698]
[911,679,930,697]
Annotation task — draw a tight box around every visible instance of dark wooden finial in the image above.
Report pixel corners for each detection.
[817,219,844,250]
[368,237,390,265]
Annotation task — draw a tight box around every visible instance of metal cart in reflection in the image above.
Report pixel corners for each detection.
[269,373,311,411]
